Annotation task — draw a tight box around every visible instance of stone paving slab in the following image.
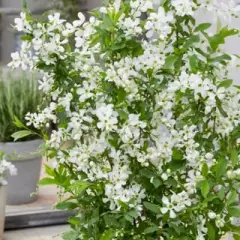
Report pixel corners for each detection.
[4,225,69,240]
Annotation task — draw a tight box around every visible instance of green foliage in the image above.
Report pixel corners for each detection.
[0,70,43,142]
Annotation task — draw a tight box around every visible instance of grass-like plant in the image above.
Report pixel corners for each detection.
[0,70,43,142]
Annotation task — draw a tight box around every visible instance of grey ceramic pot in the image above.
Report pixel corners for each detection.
[0,139,42,205]
[0,185,6,239]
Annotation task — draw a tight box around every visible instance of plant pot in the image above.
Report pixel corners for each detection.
[0,139,43,205]
[0,185,6,239]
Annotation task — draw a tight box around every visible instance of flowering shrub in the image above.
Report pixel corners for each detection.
[8,0,240,239]
[0,153,17,186]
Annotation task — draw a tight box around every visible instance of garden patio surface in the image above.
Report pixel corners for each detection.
[4,224,69,240]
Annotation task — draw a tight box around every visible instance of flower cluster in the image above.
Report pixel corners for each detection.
[9,0,240,239]
[0,155,17,186]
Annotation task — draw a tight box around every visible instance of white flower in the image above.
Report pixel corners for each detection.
[172,0,197,16]
[48,13,65,26]
[161,196,177,218]
[73,13,85,27]
[77,81,95,102]
[99,7,107,13]
[14,12,32,32]
[145,7,174,40]
[0,158,17,186]
[62,23,75,37]
[95,104,118,131]
[38,74,54,92]
[58,93,73,112]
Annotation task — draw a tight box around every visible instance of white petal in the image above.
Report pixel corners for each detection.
[160,207,168,214]
[162,196,169,205]
[170,210,176,218]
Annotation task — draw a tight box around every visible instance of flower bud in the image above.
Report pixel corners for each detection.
[161,173,168,181]
[205,153,213,160]
[227,170,235,179]
[166,169,171,174]
[208,211,216,219]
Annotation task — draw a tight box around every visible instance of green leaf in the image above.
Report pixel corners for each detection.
[152,177,162,188]
[68,217,81,225]
[217,187,225,200]
[189,55,198,73]
[233,234,240,240]
[208,34,225,51]
[127,210,138,218]
[201,163,208,177]
[11,130,33,141]
[144,225,159,234]
[56,201,78,210]
[69,180,92,195]
[207,223,216,240]
[216,157,227,179]
[62,230,78,240]
[118,110,128,120]
[140,169,155,179]
[228,207,240,217]
[220,26,238,38]
[21,35,33,41]
[44,164,55,177]
[195,23,211,32]
[124,213,133,223]
[209,54,231,64]
[13,116,26,129]
[183,35,200,49]
[143,202,160,213]
[117,88,127,103]
[172,148,184,161]
[163,55,178,69]
[216,97,228,117]
[231,149,239,167]
[102,14,114,30]
[227,190,237,206]
[200,180,210,198]
[38,177,59,185]
[100,229,114,240]
[218,79,233,89]
[208,27,238,50]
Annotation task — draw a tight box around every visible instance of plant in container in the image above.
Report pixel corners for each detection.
[8,0,240,239]
[0,152,17,238]
[0,70,44,205]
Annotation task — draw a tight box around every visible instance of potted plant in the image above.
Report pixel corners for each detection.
[8,0,240,239]
[0,152,17,238]
[0,70,44,205]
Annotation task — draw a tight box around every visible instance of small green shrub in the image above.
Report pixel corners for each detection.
[0,70,43,142]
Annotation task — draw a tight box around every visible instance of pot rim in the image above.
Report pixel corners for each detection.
[0,139,43,146]
[0,139,44,161]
